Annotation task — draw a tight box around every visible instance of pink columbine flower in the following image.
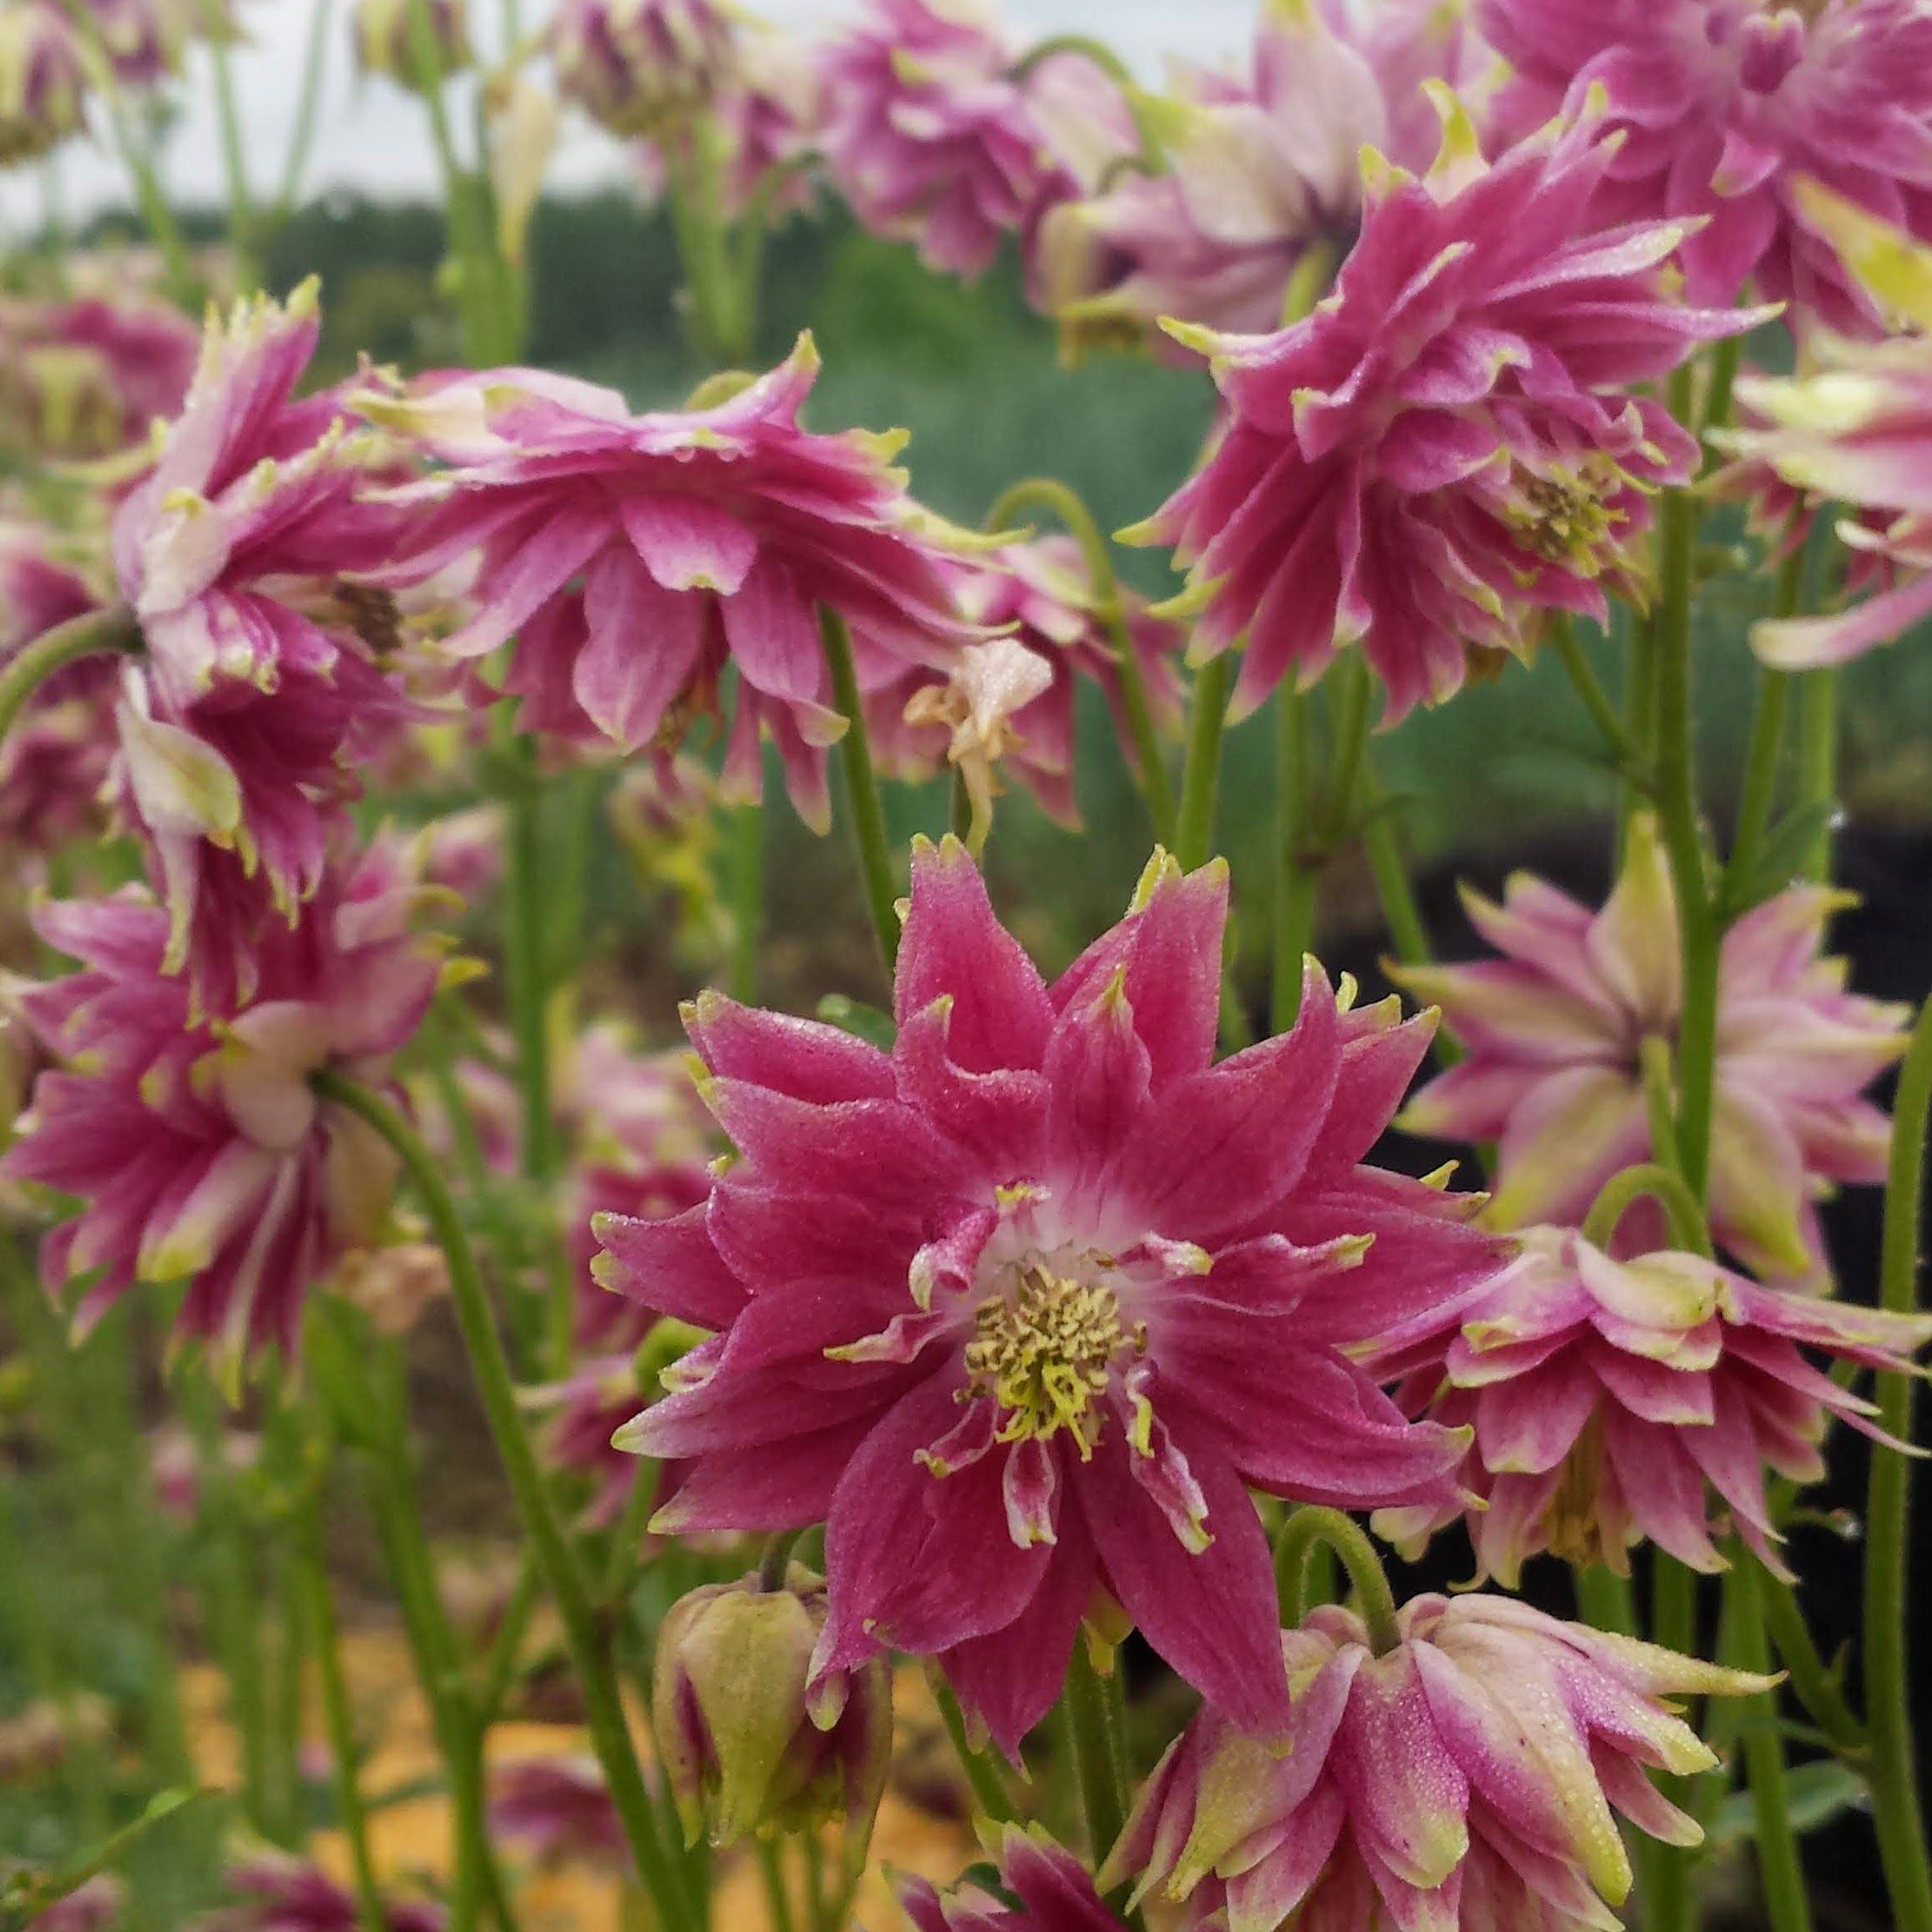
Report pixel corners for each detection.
[531,1350,656,1525]
[366,335,983,829]
[111,280,417,1009]
[26,1876,123,1932]
[206,1859,444,1932]
[1,835,445,1364]
[92,0,233,88]
[1479,0,1932,338]
[1373,1226,1932,1583]
[0,293,201,459]
[899,1825,1127,1932]
[1038,0,1492,350]
[817,0,1136,281]
[597,840,1504,1754]
[872,535,1185,835]
[1132,95,1754,722]
[1104,1593,1771,1932]
[0,4,84,162]
[489,1754,629,1870]
[551,0,736,135]
[1396,814,1910,1283]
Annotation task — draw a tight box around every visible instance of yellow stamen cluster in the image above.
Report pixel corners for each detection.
[1512,466,1622,571]
[964,1264,1130,1459]
[1540,1423,1610,1570]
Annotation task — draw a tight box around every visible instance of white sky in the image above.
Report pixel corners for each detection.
[1,0,1253,233]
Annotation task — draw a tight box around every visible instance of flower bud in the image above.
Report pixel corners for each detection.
[353,0,470,90]
[0,3,86,166]
[652,1566,892,1852]
[550,0,736,136]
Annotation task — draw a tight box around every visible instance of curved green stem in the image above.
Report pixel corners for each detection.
[1581,1163,1713,1257]
[0,606,140,755]
[933,1680,1016,1825]
[1273,1507,1400,1655]
[274,0,337,220]
[1552,619,1642,774]
[1756,1567,1863,1754]
[1646,1555,1703,1932]
[984,477,1175,844]
[820,606,902,975]
[1011,32,1134,87]
[1731,1562,1815,1932]
[1793,669,1839,883]
[201,0,257,288]
[728,801,765,1004]
[313,1073,696,1932]
[1573,1563,1637,1637]
[1865,996,1932,1932]
[1173,653,1234,874]
[296,1490,386,1932]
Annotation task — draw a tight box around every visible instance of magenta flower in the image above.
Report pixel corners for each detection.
[871,535,1184,834]
[369,335,982,829]
[1105,1593,1771,1932]
[1372,1226,1932,1583]
[1479,0,1932,337]
[1132,98,1752,721]
[598,840,1503,1754]
[1396,815,1910,1283]
[0,3,84,163]
[551,0,735,135]
[489,1754,629,1870]
[206,1860,443,1932]
[817,0,1134,280]
[1,835,444,1364]
[898,1826,1127,1932]
[0,292,201,459]
[1038,0,1491,349]
[531,1350,656,1525]
[92,0,231,87]
[111,280,416,1008]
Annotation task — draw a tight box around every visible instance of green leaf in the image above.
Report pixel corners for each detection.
[1724,801,1840,916]
[816,994,898,1050]
[1711,1758,1868,1850]
[1,1788,213,1930]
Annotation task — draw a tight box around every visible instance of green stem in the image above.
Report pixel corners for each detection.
[1173,653,1234,874]
[202,0,257,288]
[1063,1643,1132,1878]
[314,1072,696,1932]
[1620,614,1659,856]
[756,1841,797,1932]
[273,0,337,220]
[297,1493,387,1932]
[1553,620,1643,774]
[1573,1563,1637,1637]
[478,1558,542,1726]
[1581,1163,1712,1257]
[1271,684,1317,1034]
[1726,544,1806,912]
[0,605,140,755]
[1651,405,1721,1198]
[934,1680,1015,1825]
[984,478,1176,845]
[1646,1557,1702,1932]
[728,801,764,1004]
[820,606,902,976]
[1317,657,1372,847]
[1358,771,1433,967]
[1756,1567,1864,1754]
[1865,996,1932,1932]
[503,755,556,1186]
[1273,1507,1400,1654]
[1793,670,1839,883]
[1731,1562,1815,1932]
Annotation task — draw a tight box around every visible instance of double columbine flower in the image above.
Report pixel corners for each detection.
[1105,1594,1771,1932]
[1396,815,1909,1283]
[1132,93,1752,721]
[551,0,736,136]
[1371,1226,1932,1583]
[0,2,84,163]
[368,334,983,829]
[598,840,1503,1754]
[0,836,444,1364]
[1478,0,1932,337]
[111,280,417,1010]
[898,1827,1127,1932]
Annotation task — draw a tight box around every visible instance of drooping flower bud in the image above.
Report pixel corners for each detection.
[550,0,736,136]
[651,1566,892,1854]
[0,3,85,166]
[354,0,470,91]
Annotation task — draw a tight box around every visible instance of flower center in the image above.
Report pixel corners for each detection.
[963,1262,1132,1457]
[1540,1421,1611,1569]
[1512,468,1620,571]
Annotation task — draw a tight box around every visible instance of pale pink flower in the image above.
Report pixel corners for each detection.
[92,0,233,88]
[368,335,983,829]
[1479,0,1932,337]
[202,1859,443,1932]
[599,840,1503,1754]
[871,535,1185,833]
[1106,1593,1771,1932]
[0,293,201,459]
[111,280,417,1010]
[1,835,444,1362]
[0,3,84,162]
[26,1875,122,1932]
[1396,814,1910,1283]
[817,0,1136,280]
[1038,0,1493,349]
[489,1754,628,1869]
[1374,1227,1932,1584]
[1133,98,1751,721]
